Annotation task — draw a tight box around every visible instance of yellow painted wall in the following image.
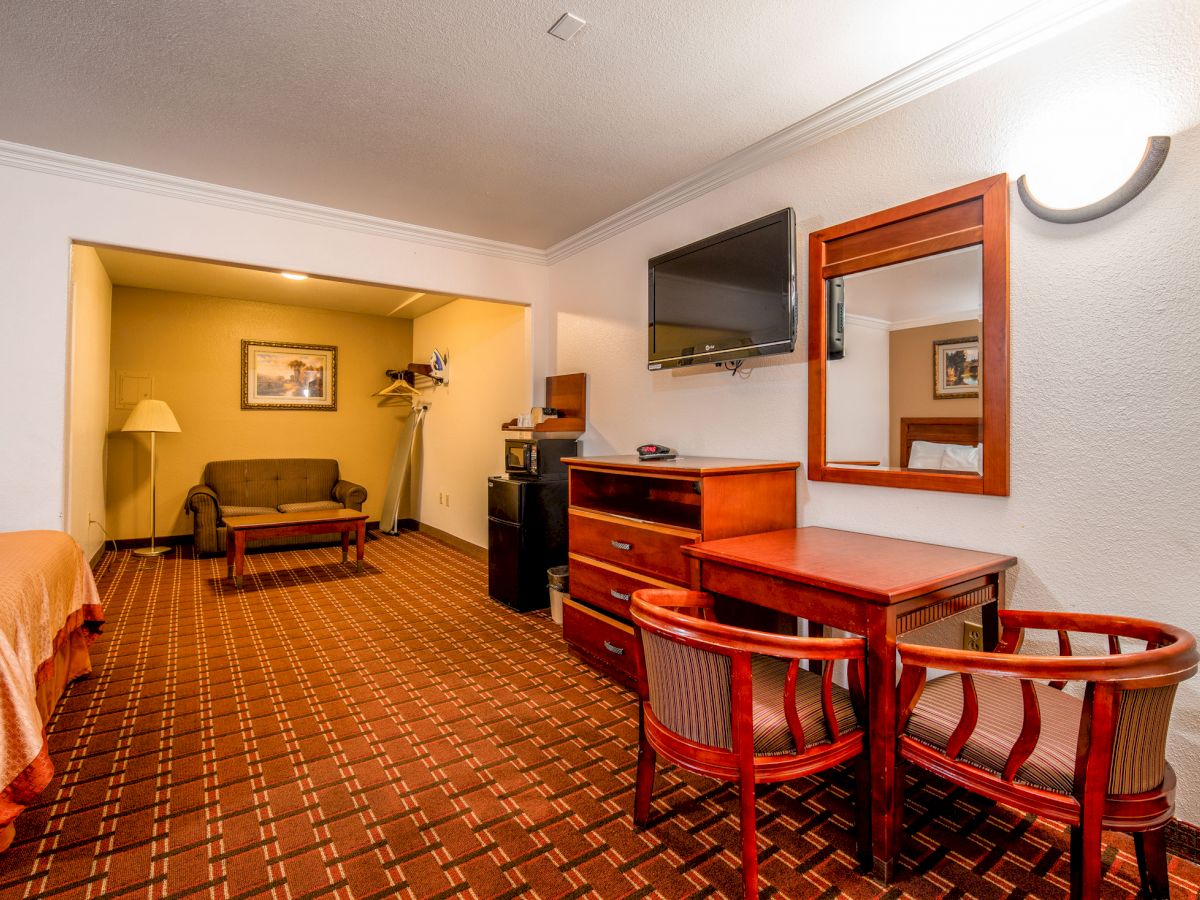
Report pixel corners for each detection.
[411,299,530,549]
[888,319,981,466]
[106,287,413,540]
[66,246,113,558]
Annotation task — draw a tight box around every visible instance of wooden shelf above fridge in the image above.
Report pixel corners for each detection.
[500,372,586,439]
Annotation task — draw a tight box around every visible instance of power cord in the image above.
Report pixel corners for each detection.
[720,359,752,378]
[88,517,120,554]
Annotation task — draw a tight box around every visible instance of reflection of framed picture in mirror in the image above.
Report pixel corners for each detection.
[933,337,980,399]
[241,340,338,410]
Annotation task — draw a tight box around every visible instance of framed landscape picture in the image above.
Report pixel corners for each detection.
[241,340,337,411]
[933,336,980,399]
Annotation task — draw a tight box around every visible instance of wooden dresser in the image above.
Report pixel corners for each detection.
[560,456,800,686]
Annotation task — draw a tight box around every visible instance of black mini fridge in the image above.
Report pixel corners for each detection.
[487,475,568,611]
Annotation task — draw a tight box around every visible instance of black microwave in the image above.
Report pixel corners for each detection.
[504,438,577,478]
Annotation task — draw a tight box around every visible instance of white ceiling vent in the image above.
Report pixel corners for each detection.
[548,12,586,42]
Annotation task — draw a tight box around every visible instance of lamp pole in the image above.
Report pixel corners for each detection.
[122,398,180,559]
[134,429,170,558]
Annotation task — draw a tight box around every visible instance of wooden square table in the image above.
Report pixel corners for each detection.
[224,508,368,588]
[683,526,1017,879]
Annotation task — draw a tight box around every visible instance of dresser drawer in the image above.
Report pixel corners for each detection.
[569,555,683,619]
[568,511,695,582]
[563,597,638,685]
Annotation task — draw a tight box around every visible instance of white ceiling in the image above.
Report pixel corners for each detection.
[842,246,981,327]
[2,1,1083,249]
[93,245,464,319]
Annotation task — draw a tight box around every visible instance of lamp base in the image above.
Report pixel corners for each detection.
[133,546,172,559]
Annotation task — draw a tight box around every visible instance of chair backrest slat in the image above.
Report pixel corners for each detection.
[1109,634,1122,655]
[782,659,807,753]
[821,664,841,744]
[1002,678,1042,782]
[1049,630,1073,690]
[945,673,980,760]
[897,664,927,730]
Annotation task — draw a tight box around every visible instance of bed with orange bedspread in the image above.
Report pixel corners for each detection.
[0,531,104,850]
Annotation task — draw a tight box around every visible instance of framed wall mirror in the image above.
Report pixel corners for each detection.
[807,174,1010,495]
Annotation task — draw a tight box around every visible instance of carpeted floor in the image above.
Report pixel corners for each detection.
[2,532,1198,898]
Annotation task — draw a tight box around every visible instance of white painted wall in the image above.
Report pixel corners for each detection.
[64,245,112,559]
[0,165,550,537]
[549,0,1200,817]
[825,319,889,465]
[411,299,530,549]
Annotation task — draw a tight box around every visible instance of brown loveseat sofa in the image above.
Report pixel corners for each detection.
[185,458,367,555]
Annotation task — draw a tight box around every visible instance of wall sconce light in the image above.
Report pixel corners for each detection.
[1017,136,1170,224]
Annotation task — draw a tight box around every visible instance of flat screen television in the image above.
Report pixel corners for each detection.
[648,208,796,370]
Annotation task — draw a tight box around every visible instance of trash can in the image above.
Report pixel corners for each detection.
[547,566,569,625]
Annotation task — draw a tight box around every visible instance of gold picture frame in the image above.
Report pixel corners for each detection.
[933,336,980,400]
[241,340,337,411]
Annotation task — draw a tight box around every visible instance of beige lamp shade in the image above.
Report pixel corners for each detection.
[121,398,181,434]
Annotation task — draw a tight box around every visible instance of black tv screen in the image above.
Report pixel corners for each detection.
[648,208,796,370]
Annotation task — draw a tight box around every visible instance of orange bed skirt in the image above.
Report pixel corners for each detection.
[0,614,101,846]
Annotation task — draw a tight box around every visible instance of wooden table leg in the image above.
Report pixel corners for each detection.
[341,529,350,563]
[355,521,365,573]
[983,571,1006,651]
[226,530,235,581]
[234,531,246,588]
[867,614,901,881]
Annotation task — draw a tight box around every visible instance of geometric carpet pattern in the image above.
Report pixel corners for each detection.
[1,531,1198,898]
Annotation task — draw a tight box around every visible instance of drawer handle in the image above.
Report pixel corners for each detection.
[603,641,625,656]
[610,589,631,602]
[610,540,632,551]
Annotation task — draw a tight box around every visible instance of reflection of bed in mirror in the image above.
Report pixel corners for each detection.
[901,417,982,473]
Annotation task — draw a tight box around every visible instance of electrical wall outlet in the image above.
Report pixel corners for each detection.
[962,621,983,652]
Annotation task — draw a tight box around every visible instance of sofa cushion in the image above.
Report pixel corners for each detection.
[204,459,340,508]
[221,505,276,520]
[278,501,342,513]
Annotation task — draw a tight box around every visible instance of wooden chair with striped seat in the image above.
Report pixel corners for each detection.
[630,589,871,898]
[896,611,1197,899]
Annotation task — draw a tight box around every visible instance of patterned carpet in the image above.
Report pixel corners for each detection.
[2,531,1198,898]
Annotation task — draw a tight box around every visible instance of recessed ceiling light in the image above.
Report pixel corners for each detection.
[548,12,586,42]
[280,272,308,281]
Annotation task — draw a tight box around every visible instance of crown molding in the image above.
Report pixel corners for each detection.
[0,139,548,265]
[888,309,981,332]
[846,309,979,332]
[545,0,1128,264]
[844,313,891,332]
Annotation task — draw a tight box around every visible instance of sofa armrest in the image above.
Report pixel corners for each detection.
[332,479,367,511]
[185,484,219,516]
[185,484,225,555]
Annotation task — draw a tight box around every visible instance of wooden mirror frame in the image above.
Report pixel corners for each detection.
[807,174,1010,495]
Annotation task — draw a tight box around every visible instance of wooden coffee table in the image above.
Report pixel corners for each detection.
[224,508,369,587]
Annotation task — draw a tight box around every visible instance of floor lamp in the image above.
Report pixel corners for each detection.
[122,398,181,558]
